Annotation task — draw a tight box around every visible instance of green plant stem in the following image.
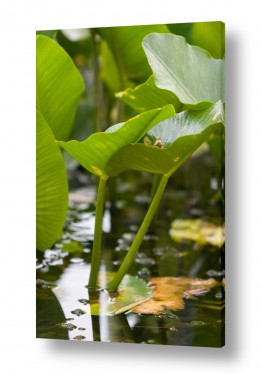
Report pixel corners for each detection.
[149,174,162,230]
[88,176,108,288]
[91,29,101,133]
[108,174,169,291]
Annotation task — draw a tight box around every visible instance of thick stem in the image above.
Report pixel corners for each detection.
[108,174,169,291]
[88,176,108,288]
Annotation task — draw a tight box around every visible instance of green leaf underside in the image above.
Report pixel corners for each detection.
[36,110,68,250]
[116,75,181,113]
[36,35,85,140]
[106,101,224,177]
[143,33,224,108]
[99,25,169,83]
[58,105,175,178]
[90,275,152,316]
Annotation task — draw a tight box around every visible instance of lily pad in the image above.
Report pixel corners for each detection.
[132,277,219,315]
[90,275,152,316]
[169,219,225,247]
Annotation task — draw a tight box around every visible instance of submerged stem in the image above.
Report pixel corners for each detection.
[108,174,169,291]
[88,176,108,288]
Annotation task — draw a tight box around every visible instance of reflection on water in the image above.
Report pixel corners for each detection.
[53,263,93,341]
[36,157,225,346]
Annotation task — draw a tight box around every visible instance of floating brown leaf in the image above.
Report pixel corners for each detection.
[132,277,219,315]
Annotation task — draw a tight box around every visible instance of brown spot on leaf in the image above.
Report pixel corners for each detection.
[91,165,103,176]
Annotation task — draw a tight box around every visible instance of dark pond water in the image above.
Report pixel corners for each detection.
[36,153,225,347]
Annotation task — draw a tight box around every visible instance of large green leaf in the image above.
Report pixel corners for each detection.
[36,35,85,140]
[106,101,224,177]
[116,75,181,113]
[36,110,68,250]
[90,275,152,316]
[58,105,175,178]
[191,21,225,59]
[142,33,224,109]
[99,24,169,86]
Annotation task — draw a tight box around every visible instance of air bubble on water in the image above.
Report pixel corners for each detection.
[169,327,178,331]
[71,309,86,316]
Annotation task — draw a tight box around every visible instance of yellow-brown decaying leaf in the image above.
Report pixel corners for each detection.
[169,219,225,247]
[132,277,219,315]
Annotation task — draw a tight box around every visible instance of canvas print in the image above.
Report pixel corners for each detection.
[36,21,225,347]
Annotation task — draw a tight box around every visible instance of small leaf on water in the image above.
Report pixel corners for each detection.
[169,219,225,247]
[90,274,152,316]
[132,277,219,315]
